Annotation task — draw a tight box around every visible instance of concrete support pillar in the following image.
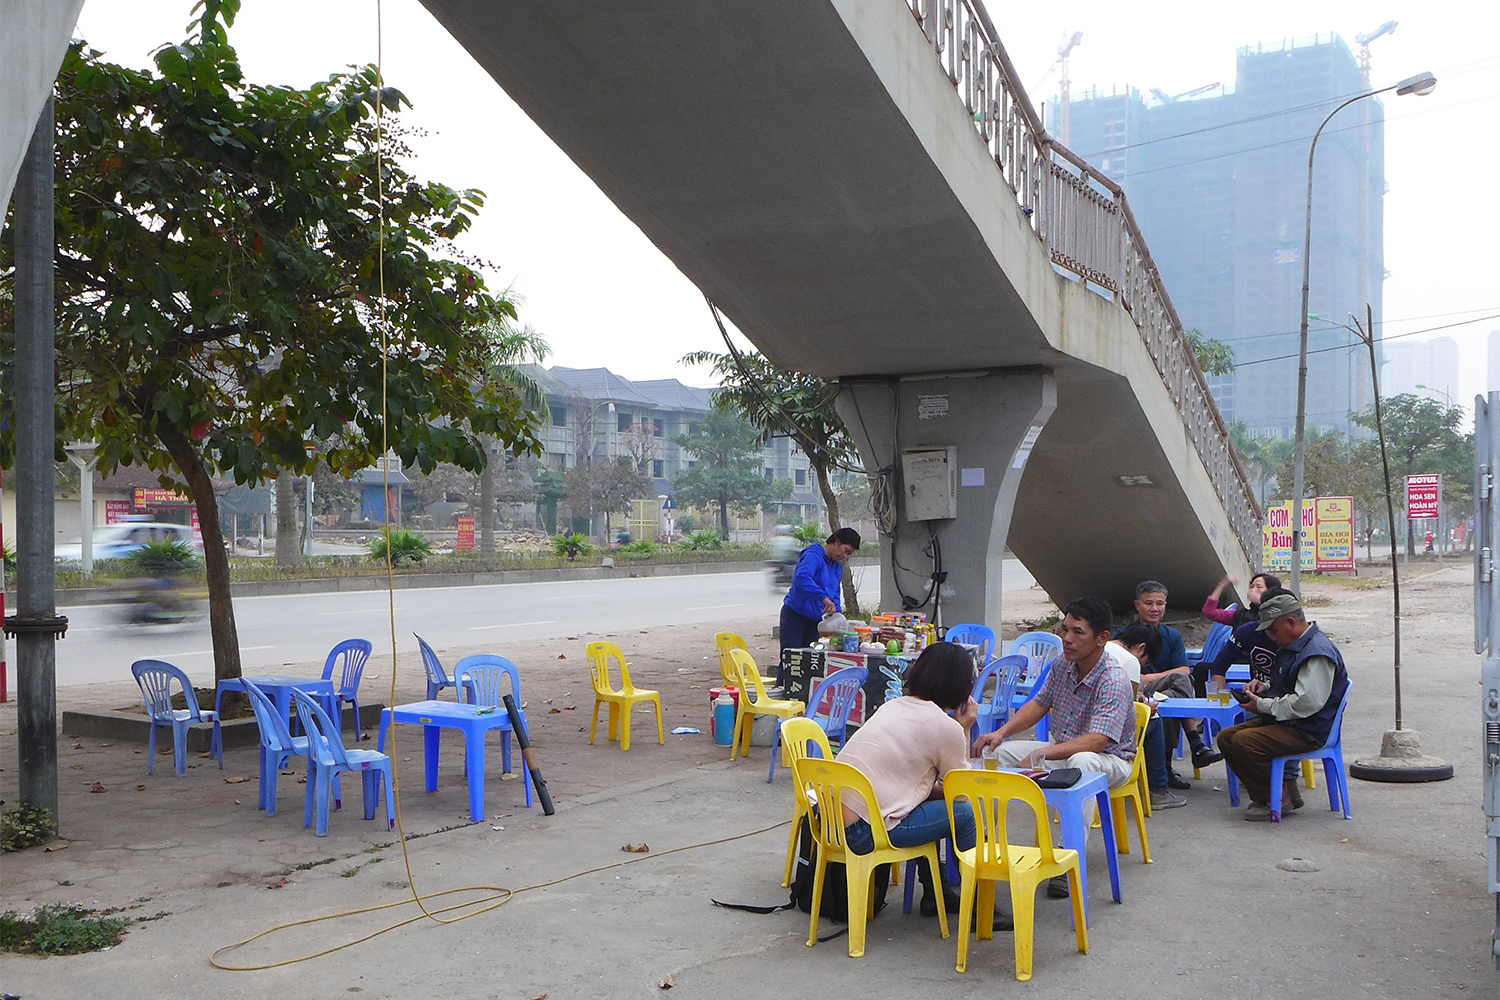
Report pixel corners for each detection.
[837,370,1056,630]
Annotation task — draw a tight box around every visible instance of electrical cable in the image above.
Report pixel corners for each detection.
[1231,312,1500,369]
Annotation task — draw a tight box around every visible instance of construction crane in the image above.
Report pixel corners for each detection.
[1149,81,1223,105]
[1352,20,1395,420]
[1032,31,1083,144]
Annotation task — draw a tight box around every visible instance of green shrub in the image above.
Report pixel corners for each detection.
[1,804,54,852]
[791,523,824,544]
[552,532,593,560]
[0,905,127,955]
[368,529,432,566]
[676,514,695,534]
[620,540,657,556]
[129,538,196,571]
[680,529,725,551]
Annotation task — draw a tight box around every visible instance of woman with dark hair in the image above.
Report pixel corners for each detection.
[777,527,861,685]
[836,641,980,919]
[1203,572,1281,628]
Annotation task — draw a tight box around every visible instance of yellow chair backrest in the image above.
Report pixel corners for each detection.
[729,648,771,706]
[793,757,887,855]
[715,632,749,687]
[586,640,636,696]
[1127,701,1150,778]
[944,769,1064,876]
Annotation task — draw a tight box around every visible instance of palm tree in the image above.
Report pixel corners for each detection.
[478,318,549,555]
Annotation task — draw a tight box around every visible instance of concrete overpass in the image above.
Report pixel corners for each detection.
[4,0,1261,626]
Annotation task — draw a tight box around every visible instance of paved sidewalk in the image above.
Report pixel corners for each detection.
[1,574,1495,998]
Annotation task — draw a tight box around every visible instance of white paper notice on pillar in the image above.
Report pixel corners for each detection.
[917,394,949,419]
[1010,425,1043,470]
[960,468,985,487]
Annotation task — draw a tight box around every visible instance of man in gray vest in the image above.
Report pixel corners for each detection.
[1216,589,1349,821]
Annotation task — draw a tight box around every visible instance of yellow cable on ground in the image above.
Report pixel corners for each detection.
[208,6,789,972]
[209,820,790,970]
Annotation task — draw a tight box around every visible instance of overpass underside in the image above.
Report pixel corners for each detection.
[418,0,1258,620]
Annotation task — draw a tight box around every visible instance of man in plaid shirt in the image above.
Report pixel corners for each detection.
[974,596,1138,897]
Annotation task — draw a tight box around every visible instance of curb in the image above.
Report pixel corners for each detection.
[62,702,387,752]
[24,558,886,609]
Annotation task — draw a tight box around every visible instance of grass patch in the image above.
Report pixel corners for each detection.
[340,866,361,878]
[0,905,128,955]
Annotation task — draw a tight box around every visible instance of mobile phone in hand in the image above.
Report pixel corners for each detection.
[1230,687,1254,704]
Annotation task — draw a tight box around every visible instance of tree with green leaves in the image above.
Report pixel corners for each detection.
[683,349,864,611]
[1187,329,1235,376]
[0,4,541,683]
[564,460,653,539]
[670,407,779,538]
[1353,393,1473,555]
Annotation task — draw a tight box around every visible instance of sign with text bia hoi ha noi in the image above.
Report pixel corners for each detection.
[1262,497,1355,575]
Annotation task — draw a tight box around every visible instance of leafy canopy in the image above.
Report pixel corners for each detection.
[671,407,784,535]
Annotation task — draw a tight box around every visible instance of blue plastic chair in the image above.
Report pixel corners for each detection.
[242,679,309,816]
[414,632,458,701]
[803,665,868,748]
[131,659,217,777]
[292,689,395,837]
[973,653,1028,742]
[1269,681,1353,823]
[455,654,534,807]
[1014,660,1054,741]
[944,622,998,669]
[1188,622,1233,668]
[1011,632,1062,741]
[322,638,373,739]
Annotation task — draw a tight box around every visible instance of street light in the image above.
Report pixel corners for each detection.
[1289,71,1437,594]
[63,440,98,578]
[1414,383,1455,407]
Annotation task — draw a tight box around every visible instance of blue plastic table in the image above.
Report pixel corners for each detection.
[214,675,336,766]
[378,700,533,821]
[905,766,1121,923]
[1156,697,1246,805]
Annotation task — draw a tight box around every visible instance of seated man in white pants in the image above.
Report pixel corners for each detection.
[973,596,1137,897]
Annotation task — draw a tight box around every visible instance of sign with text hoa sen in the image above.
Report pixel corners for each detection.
[455,515,476,552]
[1262,501,1314,573]
[133,487,191,507]
[1406,474,1441,520]
[1313,496,1355,573]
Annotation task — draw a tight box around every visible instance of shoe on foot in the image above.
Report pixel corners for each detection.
[1243,802,1272,822]
[1166,770,1192,790]
[919,882,962,918]
[1046,875,1070,899]
[1283,781,1304,810]
[1192,748,1225,768]
[1150,789,1187,809]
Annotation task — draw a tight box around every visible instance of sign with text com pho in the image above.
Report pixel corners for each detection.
[1262,497,1354,573]
[1407,474,1441,520]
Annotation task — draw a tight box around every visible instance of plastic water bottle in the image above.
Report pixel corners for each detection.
[713,691,736,747]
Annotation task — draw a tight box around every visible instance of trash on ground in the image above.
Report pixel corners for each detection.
[90,782,107,793]
[671,727,702,735]
[225,776,251,784]
[623,843,650,853]
[659,976,675,989]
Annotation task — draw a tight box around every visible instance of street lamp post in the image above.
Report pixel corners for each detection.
[1290,71,1437,595]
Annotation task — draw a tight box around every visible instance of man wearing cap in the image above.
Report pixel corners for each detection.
[1215,591,1350,821]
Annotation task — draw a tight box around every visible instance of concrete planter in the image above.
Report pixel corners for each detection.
[61,703,387,753]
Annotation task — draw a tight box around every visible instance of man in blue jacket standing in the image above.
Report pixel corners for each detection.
[778,527,860,684]
[1217,591,1349,821]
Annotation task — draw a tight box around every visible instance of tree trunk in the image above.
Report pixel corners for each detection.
[718,491,729,539]
[814,461,860,616]
[275,473,300,567]
[157,421,241,683]
[479,436,495,557]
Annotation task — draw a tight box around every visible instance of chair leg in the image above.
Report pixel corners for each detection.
[620,704,632,753]
[807,853,829,948]
[730,709,747,762]
[263,752,280,816]
[767,725,781,783]
[783,810,801,888]
[1269,759,1286,823]
[147,723,158,776]
[589,698,603,745]
[173,720,189,777]
[926,846,949,939]
[382,764,396,830]
[1010,878,1036,981]
[1068,863,1089,954]
[653,696,665,746]
[314,769,333,837]
[956,867,977,973]
[1131,796,1153,863]
[1303,758,1317,789]
[1323,756,1341,812]
[1112,798,1130,855]
[845,857,871,958]
[303,764,317,829]
[607,703,620,743]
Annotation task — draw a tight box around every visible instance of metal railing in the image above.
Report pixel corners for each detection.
[906,0,1263,564]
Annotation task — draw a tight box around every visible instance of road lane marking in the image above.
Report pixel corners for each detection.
[315,608,405,616]
[685,603,746,611]
[468,620,555,630]
[168,645,277,656]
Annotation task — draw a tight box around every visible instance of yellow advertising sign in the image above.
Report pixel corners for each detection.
[134,487,191,506]
[1262,497,1354,574]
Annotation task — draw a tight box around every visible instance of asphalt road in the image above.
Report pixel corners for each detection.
[30,559,1036,688]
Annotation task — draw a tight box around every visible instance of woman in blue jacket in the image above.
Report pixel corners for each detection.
[778,527,860,684]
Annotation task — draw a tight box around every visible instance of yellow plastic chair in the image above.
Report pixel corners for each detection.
[779,717,834,887]
[585,641,664,752]
[729,648,805,781]
[714,632,776,689]
[944,769,1088,980]
[792,757,949,957]
[1096,702,1153,862]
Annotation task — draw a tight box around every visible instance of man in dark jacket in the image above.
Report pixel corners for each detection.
[1216,592,1349,821]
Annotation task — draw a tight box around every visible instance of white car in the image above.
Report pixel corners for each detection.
[55,522,201,563]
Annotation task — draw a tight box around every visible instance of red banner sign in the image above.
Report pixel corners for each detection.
[1406,474,1441,520]
[134,487,191,506]
[104,500,132,525]
[456,515,476,552]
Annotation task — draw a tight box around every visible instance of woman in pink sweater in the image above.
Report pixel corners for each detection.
[1202,572,1280,628]
[836,642,978,918]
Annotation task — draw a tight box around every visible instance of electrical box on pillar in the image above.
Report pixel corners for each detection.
[901,447,958,521]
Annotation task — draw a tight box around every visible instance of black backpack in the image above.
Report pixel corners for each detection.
[713,815,889,930]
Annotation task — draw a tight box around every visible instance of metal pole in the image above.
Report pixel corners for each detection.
[10,96,62,824]
[1361,306,1402,730]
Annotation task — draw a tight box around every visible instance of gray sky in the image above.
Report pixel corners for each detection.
[74,1,1500,407]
